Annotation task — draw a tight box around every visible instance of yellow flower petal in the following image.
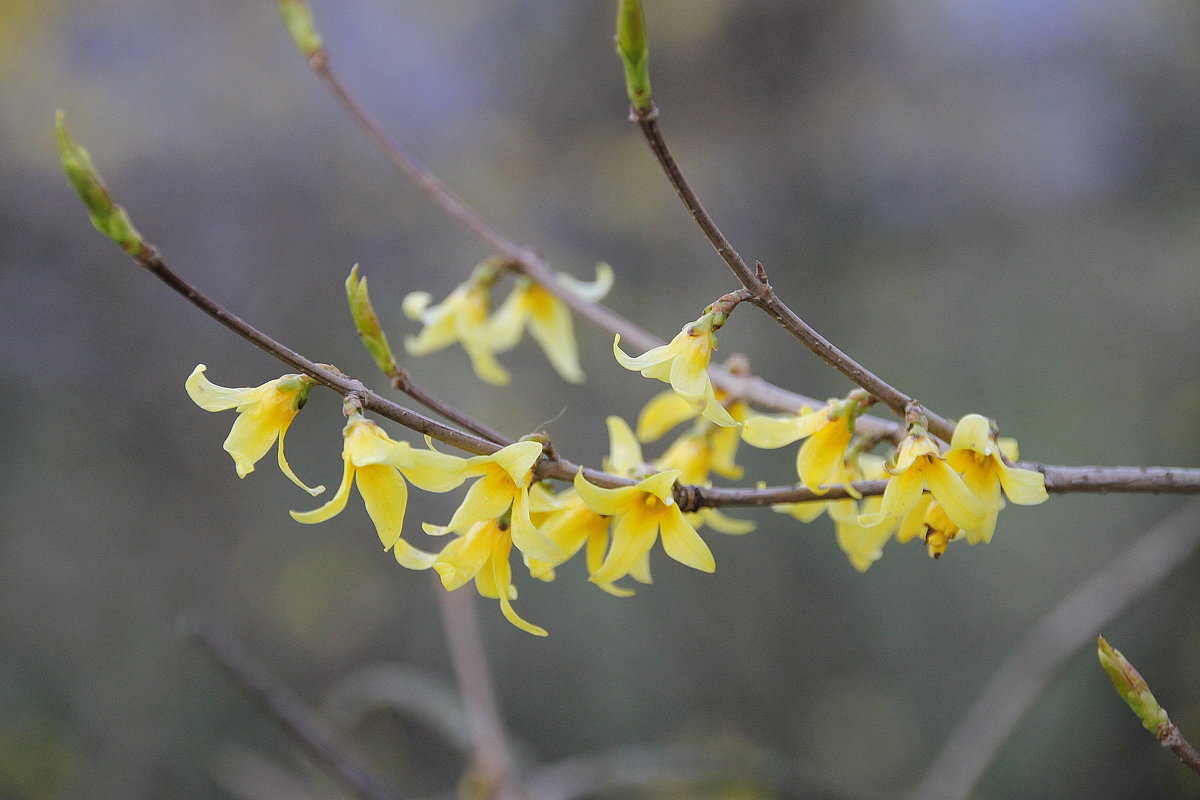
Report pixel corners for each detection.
[484,285,529,352]
[275,416,324,496]
[859,467,924,528]
[895,494,933,543]
[290,459,355,524]
[433,522,496,590]
[949,414,996,456]
[508,487,565,564]
[919,458,986,530]
[185,364,256,411]
[440,473,514,534]
[557,261,614,302]
[775,500,829,524]
[740,408,823,449]
[385,442,469,492]
[635,470,681,505]
[355,463,409,550]
[480,440,543,488]
[835,513,897,572]
[591,508,659,585]
[573,471,636,516]
[491,541,548,636]
[224,406,284,478]
[691,507,755,535]
[659,507,716,572]
[796,418,852,494]
[526,287,585,383]
[393,539,438,570]
[613,333,673,373]
[635,390,696,442]
[666,331,712,404]
[699,388,740,428]
[604,416,645,477]
[997,462,1049,506]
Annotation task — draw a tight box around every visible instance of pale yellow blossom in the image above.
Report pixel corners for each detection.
[613,315,738,427]
[185,364,323,495]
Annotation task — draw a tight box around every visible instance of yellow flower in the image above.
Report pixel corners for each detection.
[403,273,508,385]
[424,440,564,565]
[574,469,715,585]
[774,453,896,571]
[290,414,469,569]
[858,428,986,530]
[524,489,633,597]
[185,364,323,495]
[433,518,548,636]
[742,392,869,495]
[487,264,612,383]
[613,315,738,428]
[944,413,1048,544]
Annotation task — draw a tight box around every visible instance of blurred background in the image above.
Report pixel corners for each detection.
[3,1,1200,797]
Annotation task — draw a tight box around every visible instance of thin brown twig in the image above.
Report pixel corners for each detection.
[1159,723,1200,775]
[189,621,407,800]
[388,367,512,447]
[130,243,1200,512]
[631,107,955,440]
[907,502,1200,800]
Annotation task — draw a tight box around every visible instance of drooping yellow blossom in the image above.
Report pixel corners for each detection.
[403,268,508,385]
[487,264,613,383]
[186,364,323,495]
[524,488,633,597]
[774,453,897,571]
[574,469,715,585]
[857,426,986,531]
[290,414,469,568]
[424,440,564,566]
[742,391,870,496]
[433,518,548,636]
[613,313,738,428]
[944,413,1048,544]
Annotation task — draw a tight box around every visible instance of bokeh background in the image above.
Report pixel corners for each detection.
[3,1,1200,797]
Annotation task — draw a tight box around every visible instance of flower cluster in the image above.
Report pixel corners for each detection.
[750,408,1048,570]
[187,367,742,634]
[187,292,1047,633]
[403,260,612,386]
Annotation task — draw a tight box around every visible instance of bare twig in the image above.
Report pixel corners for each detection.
[190,622,407,800]
[389,368,513,447]
[907,502,1200,800]
[631,108,954,439]
[1159,723,1200,775]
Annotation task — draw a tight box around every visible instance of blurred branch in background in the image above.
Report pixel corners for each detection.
[909,501,1200,800]
[191,622,408,800]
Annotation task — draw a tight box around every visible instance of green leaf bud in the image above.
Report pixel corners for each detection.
[278,0,323,59]
[615,0,652,111]
[55,110,147,257]
[345,264,399,376]
[1098,635,1170,734]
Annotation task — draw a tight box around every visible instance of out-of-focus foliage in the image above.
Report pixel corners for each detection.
[4,1,1200,798]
